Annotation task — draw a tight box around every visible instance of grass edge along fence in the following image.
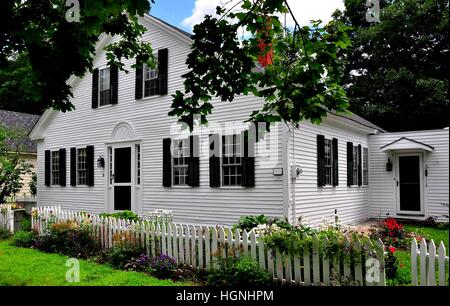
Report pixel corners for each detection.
[411,238,449,286]
[32,205,387,286]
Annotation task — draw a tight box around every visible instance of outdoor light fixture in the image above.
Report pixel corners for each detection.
[386,158,392,172]
[97,155,105,168]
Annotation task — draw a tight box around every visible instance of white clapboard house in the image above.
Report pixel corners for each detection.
[29,15,449,226]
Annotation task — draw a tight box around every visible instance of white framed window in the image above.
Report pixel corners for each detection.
[324,139,333,186]
[144,54,159,97]
[172,139,189,185]
[51,151,60,185]
[352,145,360,185]
[99,67,111,106]
[363,147,369,185]
[222,134,242,186]
[136,144,141,185]
[77,148,87,185]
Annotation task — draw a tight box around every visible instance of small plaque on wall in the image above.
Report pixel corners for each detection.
[273,168,283,176]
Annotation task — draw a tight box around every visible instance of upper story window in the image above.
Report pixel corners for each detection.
[99,67,111,106]
[222,134,242,186]
[144,53,159,97]
[51,151,60,185]
[324,139,333,186]
[363,147,369,185]
[77,148,87,185]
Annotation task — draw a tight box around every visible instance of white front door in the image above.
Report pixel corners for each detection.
[395,153,424,215]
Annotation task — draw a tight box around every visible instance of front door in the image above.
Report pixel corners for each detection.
[396,153,424,215]
[113,147,132,210]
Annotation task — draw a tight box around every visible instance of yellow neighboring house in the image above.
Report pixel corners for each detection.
[0,110,40,205]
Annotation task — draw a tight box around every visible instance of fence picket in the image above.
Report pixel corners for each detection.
[354,237,363,285]
[179,225,185,265]
[428,239,436,286]
[205,227,211,268]
[218,227,226,259]
[409,238,417,287]
[242,230,249,256]
[250,231,257,261]
[167,223,173,257]
[438,242,446,286]
[173,224,179,263]
[420,239,428,286]
[276,249,283,283]
[303,240,311,285]
[197,226,203,269]
[313,234,321,284]
[191,226,197,269]
[258,233,266,270]
[343,235,352,279]
[185,225,191,266]
[322,236,330,286]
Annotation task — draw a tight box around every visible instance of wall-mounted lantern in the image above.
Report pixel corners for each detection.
[386,158,392,172]
[97,155,105,168]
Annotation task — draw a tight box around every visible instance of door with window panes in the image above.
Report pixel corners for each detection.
[107,144,141,212]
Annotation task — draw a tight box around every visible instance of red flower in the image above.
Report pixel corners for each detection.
[389,246,396,253]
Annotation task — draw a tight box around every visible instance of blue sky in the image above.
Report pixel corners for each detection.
[149,0,345,32]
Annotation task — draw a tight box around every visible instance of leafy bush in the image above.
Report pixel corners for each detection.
[106,246,144,269]
[20,214,31,232]
[0,227,11,240]
[149,254,178,279]
[370,218,408,248]
[11,230,35,247]
[206,256,272,286]
[124,254,151,272]
[33,220,99,258]
[232,215,269,231]
[99,211,141,222]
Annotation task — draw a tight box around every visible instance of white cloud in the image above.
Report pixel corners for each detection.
[182,0,345,29]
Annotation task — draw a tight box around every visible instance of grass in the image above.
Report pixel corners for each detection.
[390,224,449,286]
[0,239,190,286]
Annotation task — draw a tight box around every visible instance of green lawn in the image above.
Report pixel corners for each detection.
[392,224,449,286]
[0,240,189,286]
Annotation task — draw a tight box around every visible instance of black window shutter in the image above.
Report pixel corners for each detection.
[70,147,77,186]
[241,130,255,187]
[347,142,353,186]
[45,150,51,186]
[188,135,200,187]
[135,60,143,100]
[92,68,99,109]
[317,135,325,187]
[332,138,339,186]
[357,144,362,186]
[162,138,172,187]
[59,148,66,186]
[86,145,94,186]
[158,48,168,95]
[110,65,118,105]
[209,134,221,187]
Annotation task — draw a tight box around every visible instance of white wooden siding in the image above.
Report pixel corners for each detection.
[368,129,449,220]
[35,16,285,226]
[290,119,371,226]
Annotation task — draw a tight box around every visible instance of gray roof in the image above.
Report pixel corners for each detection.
[0,110,40,153]
[329,110,387,132]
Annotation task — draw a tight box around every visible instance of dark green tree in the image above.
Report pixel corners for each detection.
[334,0,449,131]
[0,0,155,113]
[0,54,42,114]
[170,0,353,129]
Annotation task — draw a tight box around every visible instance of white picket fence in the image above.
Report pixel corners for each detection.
[31,206,387,286]
[0,204,14,233]
[411,238,449,286]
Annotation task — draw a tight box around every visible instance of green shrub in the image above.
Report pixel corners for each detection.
[207,256,272,286]
[99,211,141,222]
[33,220,99,258]
[20,214,31,232]
[11,230,35,247]
[106,246,144,269]
[0,227,11,240]
[232,215,269,231]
